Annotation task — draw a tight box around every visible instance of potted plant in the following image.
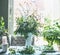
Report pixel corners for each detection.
[0,17,8,52]
[0,17,5,43]
[54,38,60,51]
[43,18,54,46]
[43,19,60,51]
[54,22,60,51]
[14,15,40,46]
[43,25,55,46]
[42,45,55,53]
[18,46,35,55]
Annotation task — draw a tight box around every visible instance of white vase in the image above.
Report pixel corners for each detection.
[25,33,33,46]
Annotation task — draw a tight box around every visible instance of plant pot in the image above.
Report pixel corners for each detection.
[53,44,60,51]
[2,44,8,52]
[43,50,56,53]
[57,45,60,51]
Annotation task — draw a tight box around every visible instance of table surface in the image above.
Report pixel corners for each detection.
[0,46,60,55]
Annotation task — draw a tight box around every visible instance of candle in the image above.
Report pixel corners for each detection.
[2,36,8,44]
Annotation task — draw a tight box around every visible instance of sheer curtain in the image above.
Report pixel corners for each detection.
[8,0,60,46]
[34,0,60,46]
[44,0,60,20]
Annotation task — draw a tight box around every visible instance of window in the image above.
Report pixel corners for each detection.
[8,0,60,46]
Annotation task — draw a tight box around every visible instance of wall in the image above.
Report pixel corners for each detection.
[0,0,8,28]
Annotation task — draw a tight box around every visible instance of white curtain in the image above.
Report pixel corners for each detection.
[44,0,60,19]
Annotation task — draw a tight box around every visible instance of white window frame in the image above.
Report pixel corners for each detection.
[8,0,14,35]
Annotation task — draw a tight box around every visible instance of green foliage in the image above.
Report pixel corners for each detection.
[55,38,60,45]
[44,17,51,25]
[40,53,46,55]
[14,15,40,38]
[0,17,6,36]
[43,26,54,45]
[54,22,60,45]
[43,45,54,51]
[18,46,35,54]
[9,48,16,54]
[43,18,60,45]
[41,45,55,54]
